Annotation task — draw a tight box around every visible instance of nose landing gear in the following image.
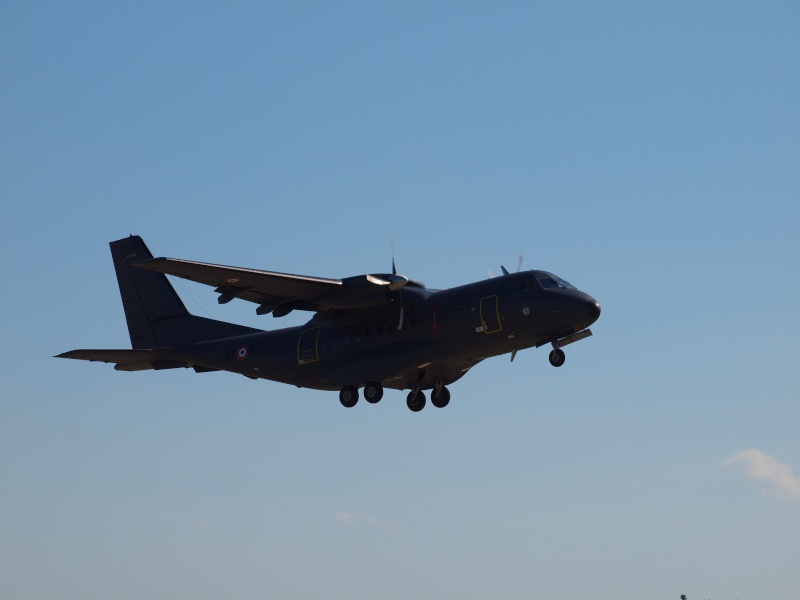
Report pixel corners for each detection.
[548,348,566,367]
[548,329,593,367]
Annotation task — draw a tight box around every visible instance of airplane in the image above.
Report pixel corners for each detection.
[57,236,601,412]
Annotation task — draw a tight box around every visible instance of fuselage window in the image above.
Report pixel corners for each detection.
[514,281,529,295]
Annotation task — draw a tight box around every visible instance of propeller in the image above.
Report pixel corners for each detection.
[367,238,426,330]
[388,237,409,291]
[391,237,405,330]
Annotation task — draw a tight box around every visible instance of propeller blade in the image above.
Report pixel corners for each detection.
[517,254,524,272]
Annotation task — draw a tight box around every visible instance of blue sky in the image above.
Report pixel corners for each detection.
[2,2,799,599]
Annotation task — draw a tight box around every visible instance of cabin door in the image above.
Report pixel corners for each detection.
[480,295,502,334]
[298,328,320,365]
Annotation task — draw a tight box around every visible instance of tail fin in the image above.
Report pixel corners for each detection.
[111,236,259,349]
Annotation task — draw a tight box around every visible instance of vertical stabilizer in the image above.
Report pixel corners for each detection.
[111,236,189,348]
[110,236,259,349]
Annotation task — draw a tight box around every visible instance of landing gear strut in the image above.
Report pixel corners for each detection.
[339,386,358,408]
[406,390,426,412]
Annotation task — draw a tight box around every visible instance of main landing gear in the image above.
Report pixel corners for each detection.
[407,384,450,412]
[339,382,451,412]
[406,390,426,412]
[339,382,383,408]
[339,385,359,408]
[431,384,450,408]
[363,381,383,404]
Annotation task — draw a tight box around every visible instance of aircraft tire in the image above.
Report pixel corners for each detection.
[364,382,383,404]
[549,348,566,367]
[406,390,426,412]
[431,386,450,408]
[339,386,359,408]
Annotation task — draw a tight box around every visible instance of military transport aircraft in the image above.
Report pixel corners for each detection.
[58,236,601,412]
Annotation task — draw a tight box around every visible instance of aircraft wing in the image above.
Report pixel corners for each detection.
[135,257,408,317]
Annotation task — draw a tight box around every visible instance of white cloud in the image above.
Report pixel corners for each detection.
[724,449,800,501]
[334,512,395,533]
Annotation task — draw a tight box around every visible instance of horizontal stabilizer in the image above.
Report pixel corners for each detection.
[55,348,184,371]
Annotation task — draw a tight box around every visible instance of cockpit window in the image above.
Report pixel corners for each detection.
[555,276,575,289]
[537,275,575,290]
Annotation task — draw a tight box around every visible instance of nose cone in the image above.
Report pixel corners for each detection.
[588,299,601,322]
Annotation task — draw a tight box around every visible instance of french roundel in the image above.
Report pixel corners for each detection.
[236,346,249,360]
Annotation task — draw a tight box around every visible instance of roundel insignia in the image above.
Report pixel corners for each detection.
[522,307,531,316]
[227,278,241,283]
[237,346,249,360]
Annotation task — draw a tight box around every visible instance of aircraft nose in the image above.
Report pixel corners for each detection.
[588,299,601,321]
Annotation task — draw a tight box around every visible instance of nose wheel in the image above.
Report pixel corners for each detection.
[549,348,566,367]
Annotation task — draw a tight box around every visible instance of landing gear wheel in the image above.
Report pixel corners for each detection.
[339,386,359,408]
[406,390,426,412]
[549,348,566,367]
[431,386,451,408]
[363,381,384,404]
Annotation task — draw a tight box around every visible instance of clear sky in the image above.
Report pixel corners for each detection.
[2,2,799,599]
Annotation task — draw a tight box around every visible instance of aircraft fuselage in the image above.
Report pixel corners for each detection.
[170,271,600,393]
[58,236,600,412]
